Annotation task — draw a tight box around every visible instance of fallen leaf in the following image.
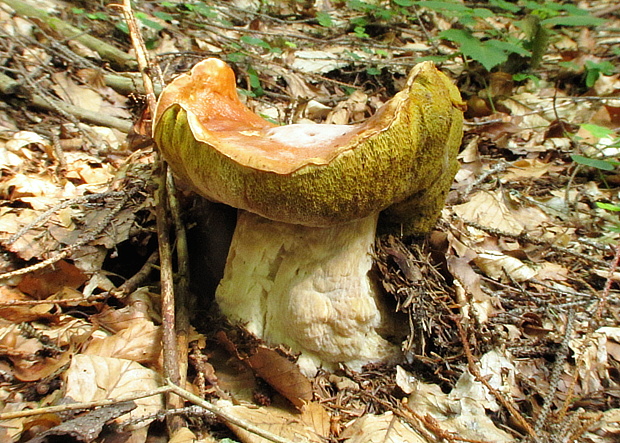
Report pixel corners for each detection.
[474,251,538,282]
[453,190,523,235]
[214,399,326,443]
[246,346,313,409]
[84,319,162,366]
[17,260,87,299]
[341,412,427,443]
[63,354,163,429]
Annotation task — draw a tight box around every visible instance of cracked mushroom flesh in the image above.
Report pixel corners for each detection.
[154,58,465,372]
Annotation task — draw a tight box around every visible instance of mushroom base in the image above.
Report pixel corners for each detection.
[215,210,399,374]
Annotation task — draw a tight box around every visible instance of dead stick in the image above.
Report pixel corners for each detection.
[166,380,297,443]
[0,72,132,132]
[0,0,136,69]
[0,386,172,420]
[117,0,183,433]
[453,316,536,437]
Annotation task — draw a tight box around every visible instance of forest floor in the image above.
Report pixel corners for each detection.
[0,0,619,442]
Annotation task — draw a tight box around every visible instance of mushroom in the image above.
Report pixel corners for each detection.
[153,58,465,373]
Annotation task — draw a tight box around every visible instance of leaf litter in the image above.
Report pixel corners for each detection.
[0,0,619,442]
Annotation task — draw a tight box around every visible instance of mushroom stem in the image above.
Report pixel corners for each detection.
[215,210,398,373]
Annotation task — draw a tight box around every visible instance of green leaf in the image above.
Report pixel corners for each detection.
[513,73,540,86]
[316,11,333,27]
[226,52,245,63]
[86,12,108,20]
[585,60,616,75]
[580,124,616,139]
[541,15,605,27]
[240,35,272,50]
[415,1,470,13]
[115,22,129,34]
[586,69,600,88]
[348,0,376,12]
[153,11,174,21]
[596,202,620,212]
[486,39,531,57]
[571,154,615,171]
[353,26,370,39]
[471,8,494,19]
[440,29,508,70]
[488,0,521,13]
[193,2,217,18]
[136,12,165,31]
[366,66,381,75]
[393,0,415,6]
[247,66,264,96]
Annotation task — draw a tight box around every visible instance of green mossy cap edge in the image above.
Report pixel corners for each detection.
[154,61,465,229]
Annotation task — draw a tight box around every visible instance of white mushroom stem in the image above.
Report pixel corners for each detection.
[215,210,398,373]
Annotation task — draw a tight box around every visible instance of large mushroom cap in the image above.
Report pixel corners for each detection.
[154,58,465,228]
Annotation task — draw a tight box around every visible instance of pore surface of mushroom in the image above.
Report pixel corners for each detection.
[154,58,465,372]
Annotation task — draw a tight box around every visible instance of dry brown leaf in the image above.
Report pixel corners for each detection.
[214,399,326,443]
[447,256,486,303]
[0,174,60,199]
[63,152,116,185]
[453,190,523,235]
[300,402,331,438]
[84,319,162,366]
[474,251,538,282]
[63,354,163,429]
[502,158,564,182]
[13,350,71,382]
[93,302,156,333]
[17,260,87,299]
[341,412,426,443]
[246,346,313,409]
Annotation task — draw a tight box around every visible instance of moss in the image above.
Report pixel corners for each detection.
[154,61,464,233]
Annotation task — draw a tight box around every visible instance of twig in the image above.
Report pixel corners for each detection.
[165,380,298,443]
[595,238,620,324]
[453,316,536,438]
[0,296,103,307]
[0,0,136,69]
[456,216,610,268]
[117,0,182,434]
[0,385,172,420]
[5,190,132,246]
[456,160,509,203]
[165,168,191,410]
[0,190,135,280]
[0,72,133,132]
[112,249,159,297]
[531,309,576,438]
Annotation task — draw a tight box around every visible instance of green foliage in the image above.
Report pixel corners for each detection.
[246,66,264,97]
[416,0,606,72]
[316,11,334,27]
[440,28,529,71]
[309,0,606,74]
[584,60,616,88]
[571,155,616,171]
[572,125,620,230]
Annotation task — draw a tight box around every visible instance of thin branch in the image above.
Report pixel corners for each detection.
[166,380,298,443]
[0,190,136,280]
[0,386,172,420]
[0,0,136,69]
[453,316,535,438]
[0,72,133,132]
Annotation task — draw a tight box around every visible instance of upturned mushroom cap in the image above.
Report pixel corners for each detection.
[153,58,464,230]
